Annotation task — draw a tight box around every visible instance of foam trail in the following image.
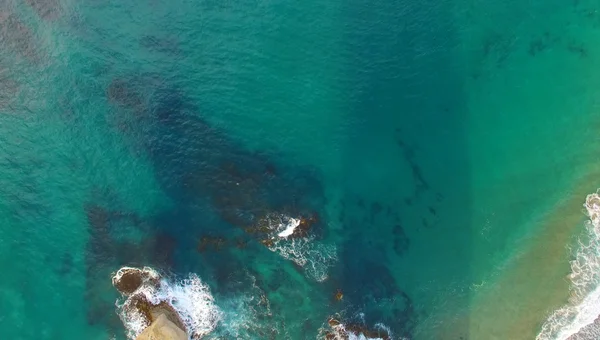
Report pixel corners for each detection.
[537,192,600,340]
[213,273,282,339]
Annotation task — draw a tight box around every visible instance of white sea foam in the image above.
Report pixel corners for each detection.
[215,273,280,339]
[262,213,337,282]
[114,268,222,339]
[277,217,300,238]
[537,191,600,340]
[348,335,385,340]
[113,266,160,285]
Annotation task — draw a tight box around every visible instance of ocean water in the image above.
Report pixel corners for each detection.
[2,0,600,339]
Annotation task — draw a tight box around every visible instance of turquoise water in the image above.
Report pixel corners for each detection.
[2,0,600,339]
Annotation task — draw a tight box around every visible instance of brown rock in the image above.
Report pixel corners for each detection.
[126,295,187,334]
[115,269,143,295]
[327,318,341,327]
[323,316,391,340]
[260,239,274,247]
[334,289,343,301]
[112,267,159,296]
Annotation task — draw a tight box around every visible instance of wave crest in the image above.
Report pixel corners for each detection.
[537,192,600,339]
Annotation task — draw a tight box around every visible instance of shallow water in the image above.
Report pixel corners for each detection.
[1,0,600,339]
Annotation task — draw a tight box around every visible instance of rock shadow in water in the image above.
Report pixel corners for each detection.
[83,200,179,335]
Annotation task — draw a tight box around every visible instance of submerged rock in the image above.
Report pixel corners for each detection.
[196,235,227,253]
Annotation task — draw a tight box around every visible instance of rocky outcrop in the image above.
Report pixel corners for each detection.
[135,313,187,340]
[323,317,391,340]
[112,267,189,340]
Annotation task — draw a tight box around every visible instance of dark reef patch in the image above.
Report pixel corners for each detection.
[58,253,74,276]
[333,196,415,338]
[0,74,18,110]
[105,75,326,239]
[140,35,181,55]
[395,129,429,203]
[529,36,548,56]
[107,79,145,114]
[84,204,123,332]
[393,224,410,256]
[567,41,588,58]
[25,0,62,21]
[338,251,415,337]
[481,31,514,68]
[0,11,38,60]
[83,74,336,337]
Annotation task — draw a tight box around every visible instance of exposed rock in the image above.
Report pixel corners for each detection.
[323,317,391,340]
[292,214,319,238]
[135,313,187,340]
[112,267,188,337]
[334,289,343,302]
[247,212,320,247]
[112,267,159,296]
[126,295,187,334]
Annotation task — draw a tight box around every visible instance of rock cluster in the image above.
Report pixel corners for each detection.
[324,317,391,340]
[112,267,188,340]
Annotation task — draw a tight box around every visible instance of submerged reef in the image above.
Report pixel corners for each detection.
[82,75,330,336]
[84,74,409,338]
[105,75,325,226]
[333,196,416,337]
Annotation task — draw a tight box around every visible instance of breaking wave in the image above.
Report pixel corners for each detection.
[537,191,600,339]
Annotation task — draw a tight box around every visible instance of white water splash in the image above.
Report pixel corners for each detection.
[262,213,337,282]
[277,217,300,238]
[537,191,600,339]
[114,267,222,339]
[322,319,395,340]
